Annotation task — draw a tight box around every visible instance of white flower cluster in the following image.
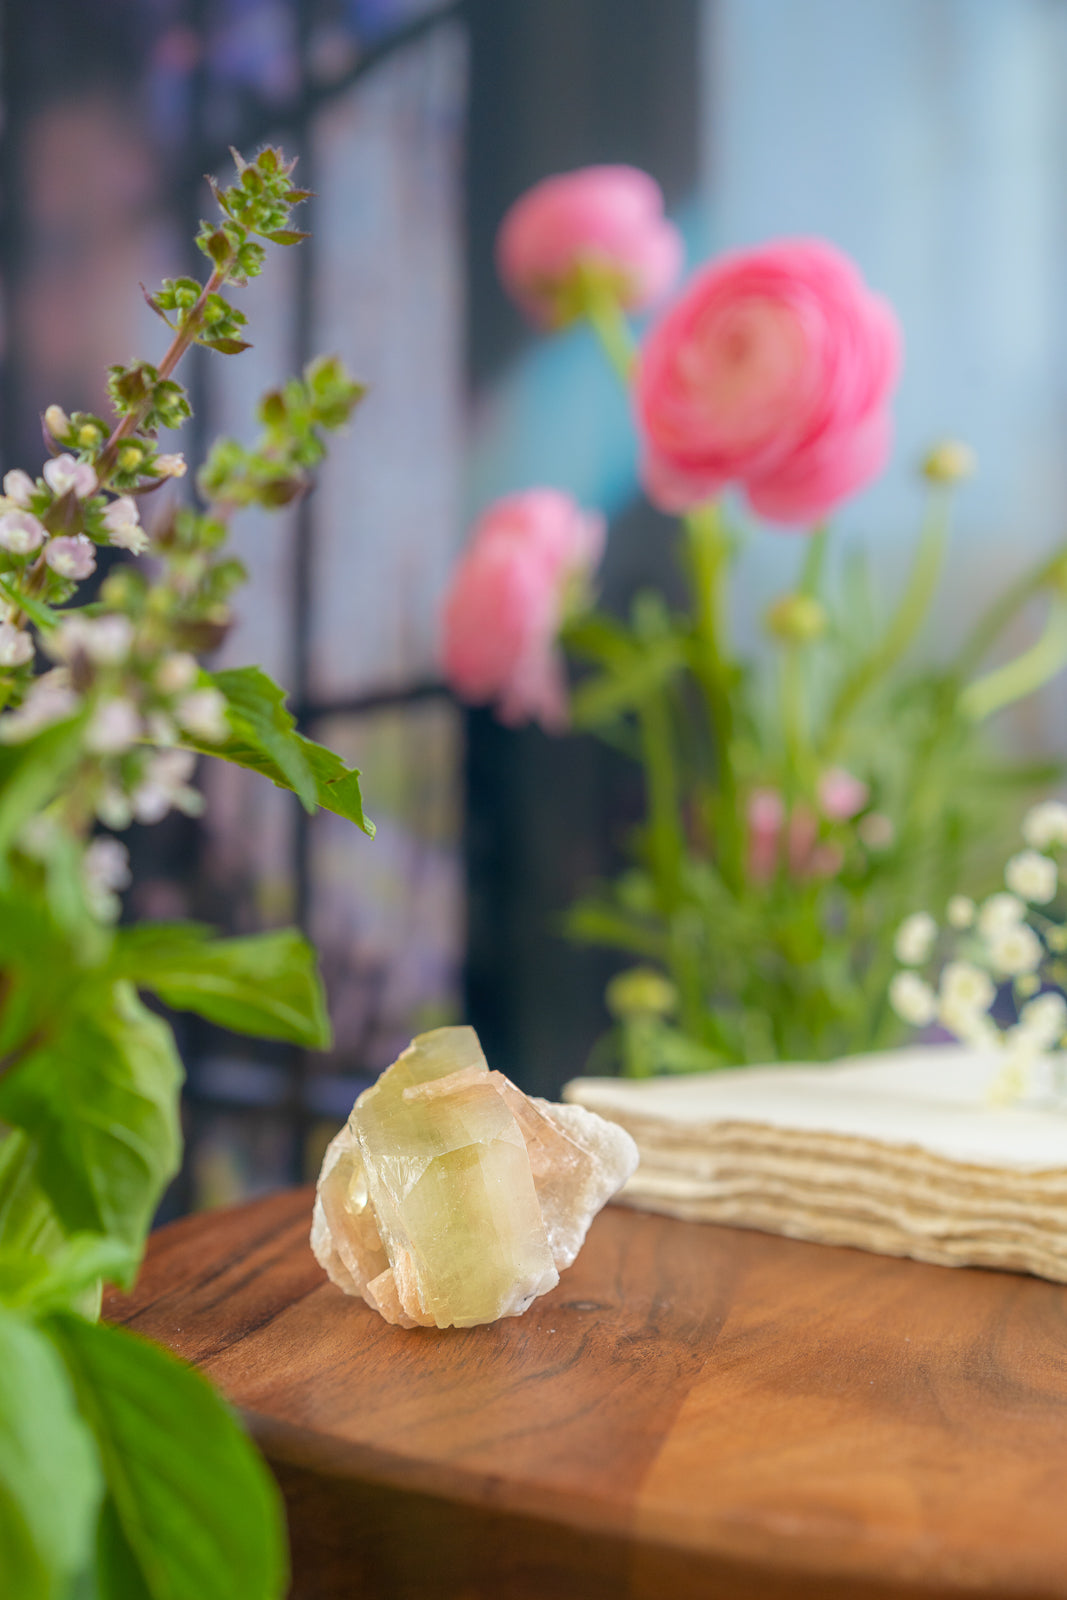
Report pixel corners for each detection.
[888,800,1067,1103]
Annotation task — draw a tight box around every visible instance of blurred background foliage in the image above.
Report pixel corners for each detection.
[3,0,1067,1208]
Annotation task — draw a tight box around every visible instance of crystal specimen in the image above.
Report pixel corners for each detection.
[311,1025,639,1328]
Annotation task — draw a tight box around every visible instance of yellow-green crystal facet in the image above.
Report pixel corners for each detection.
[311,1025,639,1329]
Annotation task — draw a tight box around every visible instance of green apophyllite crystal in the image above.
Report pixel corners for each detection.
[311,1025,639,1330]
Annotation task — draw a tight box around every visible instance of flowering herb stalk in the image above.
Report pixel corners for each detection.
[443,164,1067,1076]
[0,148,371,1600]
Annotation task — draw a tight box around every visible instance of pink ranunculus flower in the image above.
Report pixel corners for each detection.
[441,490,605,731]
[496,166,684,328]
[635,238,901,527]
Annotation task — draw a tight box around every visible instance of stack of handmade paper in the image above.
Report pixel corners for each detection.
[564,1047,1067,1283]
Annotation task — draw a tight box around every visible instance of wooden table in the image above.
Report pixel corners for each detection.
[106,1187,1067,1600]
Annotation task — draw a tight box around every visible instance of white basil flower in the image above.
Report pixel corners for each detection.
[888,971,936,1027]
[986,922,1043,979]
[940,960,995,1014]
[1022,800,1067,852]
[85,697,141,755]
[977,892,1025,938]
[1004,849,1058,905]
[893,911,937,966]
[0,509,46,554]
[43,453,97,499]
[176,687,229,744]
[102,495,149,555]
[2,468,36,507]
[946,895,976,930]
[0,622,34,668]
[44,534,96,580]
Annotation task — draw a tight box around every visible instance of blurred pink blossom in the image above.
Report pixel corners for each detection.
[817,767,869,822]
[441,490,605,731]
[496,166,683,327]
[746,788,844,885]
[635,238,901,527]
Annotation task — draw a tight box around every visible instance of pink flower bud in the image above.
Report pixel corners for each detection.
[496,166,683,327]
[44,534,96,580]
[85,697,141,755]
[817,766,869,822]
[102,496,148,554]
[43,453,98,499]
[3,469,36,507]
[635,238,901,526]
[0,622,34,668]
[0,510,46,555]
[746,787,785,884]
[441,490,605,731]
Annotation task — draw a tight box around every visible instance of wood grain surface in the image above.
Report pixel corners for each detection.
[106,1188,1067,1600]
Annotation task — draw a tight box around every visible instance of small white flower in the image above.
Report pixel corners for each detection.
[176,687,229,744]
[44,405,71,441]
[152,453,187,479]
[44,534,96,580]
[101,496,148,555]
[1005,848,1058,905]
[1017,991,1067,1050]
[938,994,1000,1051]
[0,622,34,668]
[889,971,937,1027]
[946,895,975,930]
[85,697,141,755]
[1022,800,1067,851]
[155,652,199,694]
[894,911,937,966]
[0,669,80,741]
[84,836,131,894]
[2,470,35,508]
[987,922,1043,979]
[977,892,1025,938]
[132,748,199,823]
[940,960,996,1013]
[0,510,46,555]
[51,614,133,666]
[43,453,97,499]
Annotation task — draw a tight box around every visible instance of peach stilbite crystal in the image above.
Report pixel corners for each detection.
[310,1025,639,1329]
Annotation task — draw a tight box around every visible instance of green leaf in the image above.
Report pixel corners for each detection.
[200,337,253,355]
[263,229,309,245]
[187,665,374,834]
[0,716,86,876]
[0,578,58,634]
[570,638,683,729]
[208,666,317,809]
[0,1308,102,1600]
[0,982,182,1249]
[0,1233,138,1312]
[48,1316,288,1600]
[112,923,331,1049]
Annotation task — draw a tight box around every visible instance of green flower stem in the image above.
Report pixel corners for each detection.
[954,541,1067,682]
[960,596,1067,722]
[780,643,811,798]
[822,485,953,758]
[637,694,684,913]
[636,694,708,1039]
[580,283,637,383]
[683,502,743,889]
[799,524,829,596]
[95,258,232,484]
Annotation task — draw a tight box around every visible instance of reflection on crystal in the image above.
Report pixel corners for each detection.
[311,1026,638,1328]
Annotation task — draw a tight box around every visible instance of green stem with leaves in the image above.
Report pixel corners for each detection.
[822,484,954,758]
[684,502,743,889]
[960,596,1067,723]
